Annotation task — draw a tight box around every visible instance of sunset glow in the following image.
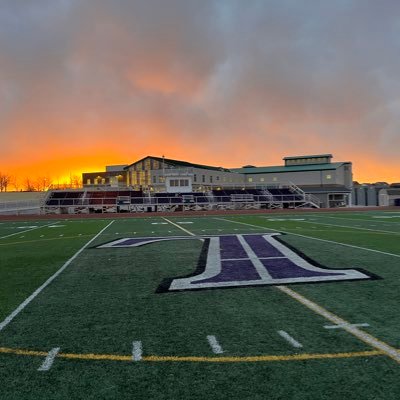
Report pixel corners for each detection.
[1,1,399,187]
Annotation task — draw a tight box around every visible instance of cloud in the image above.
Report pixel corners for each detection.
[0,0,399,182]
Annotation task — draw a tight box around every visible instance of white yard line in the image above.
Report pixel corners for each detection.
[215,218,400,259]
[277,286,400,363]
[277,330,303,348]
[298,219,400,236]
[215,217,400,363]
[37,347,60,371]
[0,222,56,239]
[132,341,142,361]
[324,323,370,329]
[162,217,196,236]
[0,220,115,332]
[312,215,400,226]
[207,335,224,354]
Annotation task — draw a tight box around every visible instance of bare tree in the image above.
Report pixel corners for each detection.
[35,176,52,191]
[0,172,11,192]
[23,177,36,192]
[70,174,82,189]
[9,175,19,191]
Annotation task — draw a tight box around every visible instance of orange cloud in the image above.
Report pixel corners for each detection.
[1,1,400,186]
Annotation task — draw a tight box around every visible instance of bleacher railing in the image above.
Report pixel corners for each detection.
[0,200,41,214]
[44,194,310,207]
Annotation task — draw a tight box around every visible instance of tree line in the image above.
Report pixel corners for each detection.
[0,172,82,192]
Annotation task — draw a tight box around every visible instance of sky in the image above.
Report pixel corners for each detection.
[1,0,400,184]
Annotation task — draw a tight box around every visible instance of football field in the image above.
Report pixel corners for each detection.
[0,211,400,399]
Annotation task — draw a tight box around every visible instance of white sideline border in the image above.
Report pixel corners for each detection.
[0,220,115,332]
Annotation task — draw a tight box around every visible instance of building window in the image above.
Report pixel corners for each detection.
[273,177,277,182]
[101,178,106,184]
[216,176,220,181]
[153,175,157,184]
[210,176,213,183]
[326,174,332,180]
[260,177,265,182]
[202,175,205,183]
[194,174,197,182]
[248,177,253,183]
[86,179,91,185]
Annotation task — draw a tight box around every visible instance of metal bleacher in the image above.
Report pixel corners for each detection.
[42,183,320,214]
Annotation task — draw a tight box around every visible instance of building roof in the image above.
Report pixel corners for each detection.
[232,162,349,175]
[283,154,332,160]
[124,156,231,172]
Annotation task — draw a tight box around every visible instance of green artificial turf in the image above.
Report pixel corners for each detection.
[0,211,400,399]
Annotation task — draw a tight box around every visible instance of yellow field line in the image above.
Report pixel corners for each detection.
[0,346,385,363]
[143,351,384,362]
[0,347,48,357]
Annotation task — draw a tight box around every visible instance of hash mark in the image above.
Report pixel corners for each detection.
[38,347,60,371]
[277,330,303,348]
[207,335,224,354]
[132,341,142,361]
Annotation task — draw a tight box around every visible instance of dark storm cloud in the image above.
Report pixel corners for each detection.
[1,0,399,181]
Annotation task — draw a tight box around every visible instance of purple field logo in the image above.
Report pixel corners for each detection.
[97,233,373,292]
